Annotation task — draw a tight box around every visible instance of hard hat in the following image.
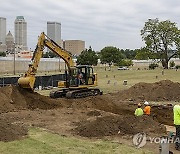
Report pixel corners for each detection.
[138,103,141,107]
[144,101,149,105]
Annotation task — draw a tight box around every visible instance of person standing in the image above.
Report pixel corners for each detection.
[173,104,180,151]
[134,103,143,116]
[77,71,84,85]
[144,101,151,115]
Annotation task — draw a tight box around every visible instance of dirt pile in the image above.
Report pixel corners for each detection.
[87,110,101,116]
[0,84,174,125]
[0,85,123,115]
[152,105,173,125]
[116,80,180,101]
[0,85,63,113]
[75,115,166,137]
[0,118,27,142]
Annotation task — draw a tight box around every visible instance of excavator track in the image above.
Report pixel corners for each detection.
[50,88,102,99]
[66,88,102,99]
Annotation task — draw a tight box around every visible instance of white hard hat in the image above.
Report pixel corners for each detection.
[144,101,149,105]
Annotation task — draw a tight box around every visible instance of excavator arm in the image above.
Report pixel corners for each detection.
[18,32,74,90]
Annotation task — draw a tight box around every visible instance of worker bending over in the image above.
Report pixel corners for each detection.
[174,104,180,151]
[144,101,151,115]
[134,103,143,116]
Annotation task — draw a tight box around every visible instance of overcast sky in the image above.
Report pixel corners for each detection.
[0,0,180,51]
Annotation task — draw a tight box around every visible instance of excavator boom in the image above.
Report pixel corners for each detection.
[18,32,74,90]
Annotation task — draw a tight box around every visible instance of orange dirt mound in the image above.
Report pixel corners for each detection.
[75,115,166,137]
[115,80,180,101]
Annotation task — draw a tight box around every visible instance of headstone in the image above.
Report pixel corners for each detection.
[39,86,42,90]
[162,70,164,75]
[123,80,127,85]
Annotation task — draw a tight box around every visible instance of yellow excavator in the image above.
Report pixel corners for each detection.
[18,32,102,98]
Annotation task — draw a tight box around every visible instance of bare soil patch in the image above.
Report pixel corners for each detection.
[0,118,27,142]
[75,114,166,137]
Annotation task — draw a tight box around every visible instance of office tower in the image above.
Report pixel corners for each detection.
[14,16,27,50]
[47,21,61,45]
[0,17,6,44]
[64,40,85,55]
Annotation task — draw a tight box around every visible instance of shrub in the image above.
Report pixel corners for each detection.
[175,65,180,69]
[149,63,158,70]
[169,61,175,68]
[116,59,133,67]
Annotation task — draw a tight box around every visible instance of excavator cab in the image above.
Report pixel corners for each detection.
[53,65,100,98]
[75,65,96,86]
[58,65,97,88]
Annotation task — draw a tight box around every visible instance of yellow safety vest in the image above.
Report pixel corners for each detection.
[174,105,180,125]
[134,108,143,116]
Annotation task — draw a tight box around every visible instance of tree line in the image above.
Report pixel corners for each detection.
[77,18,180,69]
[76,46,160,67]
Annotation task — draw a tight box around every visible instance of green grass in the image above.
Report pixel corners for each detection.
[0,128,153,154]
[95,67,180,93]
[37,67,180,95]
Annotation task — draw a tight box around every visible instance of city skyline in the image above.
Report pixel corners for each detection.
[0,0,180,51]
[14,16,27,50]
[0,17,6,44]
[47,21,62,45]
[0,16,86,55]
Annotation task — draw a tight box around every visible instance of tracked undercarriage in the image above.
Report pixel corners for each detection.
[50,87,103,99]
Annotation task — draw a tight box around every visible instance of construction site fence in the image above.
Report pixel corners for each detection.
[0,74,65,89]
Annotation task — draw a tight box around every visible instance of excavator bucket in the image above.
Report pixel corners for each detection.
[18,76,35,90]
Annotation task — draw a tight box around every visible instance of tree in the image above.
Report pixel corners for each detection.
[169,61,175,68]
[135,47,159,60]
[141,18,180,68]
[99,46,124,67]
[116,59,133,67]
[135,48,149,60]
[149,63,159,70]
[76,46,98,66]
[121,49,137,59]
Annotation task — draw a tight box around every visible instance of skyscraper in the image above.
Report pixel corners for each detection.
[14,16,27,50]
[0,17,6,44]
[47,22,61,45]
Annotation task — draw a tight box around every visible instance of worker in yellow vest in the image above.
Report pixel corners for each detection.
[134,103,143,116]
[174,104,180,151]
